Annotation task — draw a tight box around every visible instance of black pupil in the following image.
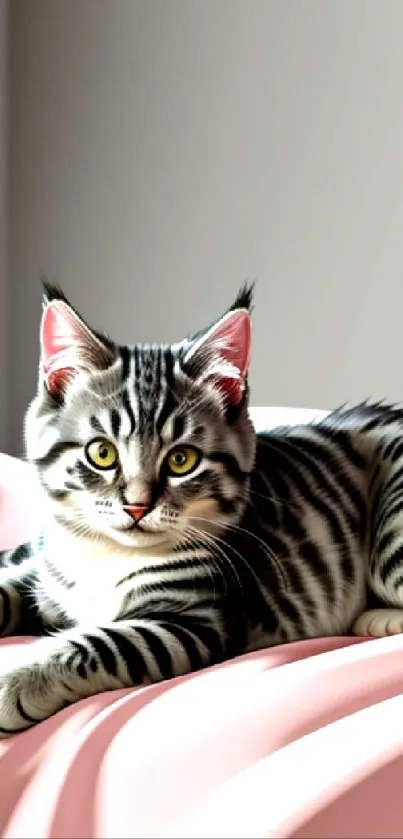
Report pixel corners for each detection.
[99,446,109,460]
[175,452,186,465]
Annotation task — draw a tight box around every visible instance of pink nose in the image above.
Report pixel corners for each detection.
[123,504,149,522]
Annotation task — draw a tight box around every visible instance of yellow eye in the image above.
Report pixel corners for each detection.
[85,438,118,470]
[166,446,200,476]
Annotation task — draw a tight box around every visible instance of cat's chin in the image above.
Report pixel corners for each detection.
[105,527,175,551]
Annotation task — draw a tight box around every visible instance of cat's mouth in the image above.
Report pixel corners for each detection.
[110,516,174,548]
[119,521,157,536]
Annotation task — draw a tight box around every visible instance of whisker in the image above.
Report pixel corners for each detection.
[181,527,229,603]
[173,530,209,602]
[184,525,237,598]
[249,487,300,514]
[189,515,287,592]
[186,520,268,597]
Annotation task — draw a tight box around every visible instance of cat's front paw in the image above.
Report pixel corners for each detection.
[0,629,129,737]
[0,639,74,737]
[0,666,43,736]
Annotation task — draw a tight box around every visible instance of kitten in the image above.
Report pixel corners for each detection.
[0,282,400,735]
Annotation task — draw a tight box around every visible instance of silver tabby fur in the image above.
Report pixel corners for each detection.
[0,282,402,736]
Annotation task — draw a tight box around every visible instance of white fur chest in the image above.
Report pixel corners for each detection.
[40,522,168,626]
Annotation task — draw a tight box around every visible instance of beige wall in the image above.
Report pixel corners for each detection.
[9,0,403,454]
[0,0,8,452]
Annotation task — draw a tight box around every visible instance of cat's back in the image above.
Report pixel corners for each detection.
[239,402,403,645]
[253,400,403,482]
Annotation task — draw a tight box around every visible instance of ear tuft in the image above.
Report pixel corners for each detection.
[41,277,71,307]
[228,281,255,315]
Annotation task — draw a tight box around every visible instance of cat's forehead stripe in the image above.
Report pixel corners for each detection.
[154,348,179,435]
[120,388,136,437]
[134,346,161,434]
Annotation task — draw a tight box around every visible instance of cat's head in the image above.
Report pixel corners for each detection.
[25,283,256,550]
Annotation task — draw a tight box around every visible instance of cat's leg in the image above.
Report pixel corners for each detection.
[353,445,403,637]
[0,544,40,636]
[0,610,226,736]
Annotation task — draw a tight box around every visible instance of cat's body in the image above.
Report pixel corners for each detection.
[0,283,402,736]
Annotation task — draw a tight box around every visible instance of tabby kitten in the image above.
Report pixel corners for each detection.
[0,282,402,736]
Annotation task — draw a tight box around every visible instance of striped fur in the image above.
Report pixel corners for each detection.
[1,286,403,735]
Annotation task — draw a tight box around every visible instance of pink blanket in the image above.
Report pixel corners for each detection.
[1,454,403,838]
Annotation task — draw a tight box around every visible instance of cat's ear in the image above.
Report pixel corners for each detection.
[40,283,115,400]
[183,284,253,407]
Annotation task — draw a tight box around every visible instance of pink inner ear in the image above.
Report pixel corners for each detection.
[41,302,80,370]
[40,300,111,397]
[209,310,251,377]
[193,309,251,407]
